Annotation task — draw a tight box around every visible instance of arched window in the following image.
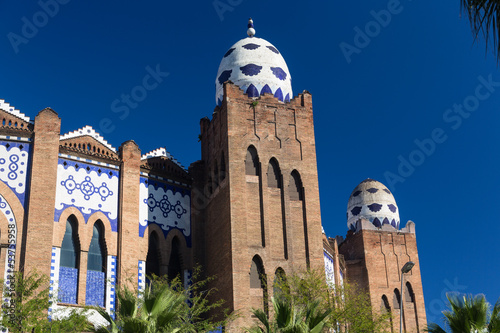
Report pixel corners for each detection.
[267,158,281,188]
[250,255,268,314]
[250,256,265,289]
[168,237,182,282]
[289,170,303,201]
[146,231,161,278]
[86,221,106,307]
[87,222,105,272]
[405,282,415,303]
[381,295,394,333]
[220,152,226,181]
[393,288,401,309]
[273,268,287,299]
[245,146,259,176]
[59,216,79,304]
[61,217,78,268]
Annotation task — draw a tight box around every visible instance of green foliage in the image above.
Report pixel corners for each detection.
[246,268,391,333]
[426,293,500,333]
[0,270,91,332]
[93,267,231,332]
[461,0,500,61]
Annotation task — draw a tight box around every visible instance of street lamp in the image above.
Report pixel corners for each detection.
[400,261,415,333]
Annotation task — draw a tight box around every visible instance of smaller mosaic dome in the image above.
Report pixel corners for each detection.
[347,179,400,231]
[215,18,293,105]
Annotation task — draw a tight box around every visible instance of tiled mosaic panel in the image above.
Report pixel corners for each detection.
[86,270,105,307]
[59,266,78,304]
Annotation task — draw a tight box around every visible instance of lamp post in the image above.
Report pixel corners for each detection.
[400,261,415,333]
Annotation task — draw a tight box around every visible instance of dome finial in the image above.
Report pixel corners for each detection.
[247,18,255,37]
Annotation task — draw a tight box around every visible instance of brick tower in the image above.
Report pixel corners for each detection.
[339,179,427,332]
[190,19,324,330]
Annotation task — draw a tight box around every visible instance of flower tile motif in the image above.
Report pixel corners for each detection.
[240,64,262,76]
[242,43,260,50]
[55,159,119,231]
[270,66,287,80]
[0,141,30,206]
[139,178,191,246]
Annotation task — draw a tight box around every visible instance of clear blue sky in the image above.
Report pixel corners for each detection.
[1,0,499,325]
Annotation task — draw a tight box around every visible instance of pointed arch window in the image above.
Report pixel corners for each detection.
[87,222,105,272]
[381,295,394,333]
[381,294,391,312]
[289,170,303,201]
[245,146,259,176]
[86,221,106,307]
[393,288,401,309]
[146,231,161,278]
[267,158,281,188]
[168,236,182,282]
[273,268,287,299]
[405,282,415,303]
[59,216,79,304]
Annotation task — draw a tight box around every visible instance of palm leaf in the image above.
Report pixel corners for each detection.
[488,297,500,333]
[461,0,500,61]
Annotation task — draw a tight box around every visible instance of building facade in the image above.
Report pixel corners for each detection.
[0,19,426,332]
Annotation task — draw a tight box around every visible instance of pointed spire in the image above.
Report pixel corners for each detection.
[247,18,255,37]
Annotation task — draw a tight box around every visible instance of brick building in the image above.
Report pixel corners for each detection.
[0,19,425,331]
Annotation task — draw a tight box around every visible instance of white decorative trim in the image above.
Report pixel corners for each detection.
[58,154,120,170]
[106,255,117,316]
[138,260,146,293]
[60,126,116,152]
[0,99,31,123]
[49,247,61,319]
[0,135,31,143]
[141,147,185,170]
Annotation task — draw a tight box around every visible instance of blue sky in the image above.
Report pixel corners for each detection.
[1,0,499,326]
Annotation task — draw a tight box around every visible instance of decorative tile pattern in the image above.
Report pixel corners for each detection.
[270,67,287,80]
[215,37,293,105]
[242,43,260,50]
[58,267,78,304]
[240,64,262,76]
[0,141,30,206]
[48,247,61,320]
[347,179,400,231]
[0,193,17,313]
[138,260,146,293]
[106,255,117,317]
[139,177,191,246]
[86,270,105,307]
[324,251,335,288]
[55,159,119,231]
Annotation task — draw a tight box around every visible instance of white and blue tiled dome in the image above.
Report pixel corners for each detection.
[347,179,400,231]
[215,18,293,106]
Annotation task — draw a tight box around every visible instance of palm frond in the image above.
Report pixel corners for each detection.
[461,0,500,61]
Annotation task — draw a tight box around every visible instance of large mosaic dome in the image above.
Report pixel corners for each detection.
[215,18,293,106]
[347,179,400,231]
